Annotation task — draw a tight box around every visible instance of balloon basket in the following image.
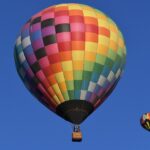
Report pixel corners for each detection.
[72,131,82,142]
[72,125,82,142]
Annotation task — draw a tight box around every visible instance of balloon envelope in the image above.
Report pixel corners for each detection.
[141,113,150,131]
[14,3,126,124]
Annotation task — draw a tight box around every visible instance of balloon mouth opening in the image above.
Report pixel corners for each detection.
[56,100,94,124]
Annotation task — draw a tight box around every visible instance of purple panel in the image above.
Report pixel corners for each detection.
[42,26,55,37]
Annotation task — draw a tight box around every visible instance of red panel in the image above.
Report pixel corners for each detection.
[71,32,85,41]
[58,42,71,51]
[70,16,84,23]
[85,24,98,33]
[48,53,60,64]
[99,27,110,37]
[43,65,53,76]
[55,10,69,17]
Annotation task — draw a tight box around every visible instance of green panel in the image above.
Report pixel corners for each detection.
[74,80,82,90]
[68,90,74,99]
[108,49,117,61]
[84,61,94,71]
[118,48,123,57]
[93,63,104,73]
[74,71,83,80]
[66,81,74,90]
[96,54,106,65]
[63,92,69,100]
[105,58,114,68]
[83,71,92,80]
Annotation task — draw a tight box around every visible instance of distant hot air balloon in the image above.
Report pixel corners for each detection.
[14,3,126,142]
[141,113,150,131]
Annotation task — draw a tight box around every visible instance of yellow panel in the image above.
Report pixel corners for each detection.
[109,24,118,33]
[118,37,125,48]
[85,52,96,61]
[62,61,72,71]
[68,4,82,10]
[64,71,73,80]
[109,40,118,51]
[110,31,118,42]
[83,10,96,18]
[59,82,67,92]
[98,20,109,28]
[97,44,109,56]
[85,42,98,52]
[98,35,109,46]
[96,12,107,20]
[72,51,84,60]
[52,95,60,104]
[73,61,84,70]
[55,72,65,83]
[52,84,64,102]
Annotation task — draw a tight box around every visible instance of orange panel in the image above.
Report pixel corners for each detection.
[69,10,83,16]
[84,17,97,25]
[59,51,72,61]
[72,41,85,50]
[86,32,98,42]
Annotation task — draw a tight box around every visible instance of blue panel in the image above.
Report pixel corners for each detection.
[31,30,41,41]
[24,45,34,55]
[91,72,100,82]
[81,80,89,90]
[74,90,80,99]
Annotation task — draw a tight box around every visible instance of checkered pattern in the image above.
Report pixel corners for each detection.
[141,113,150,131]
[14,3,126,112]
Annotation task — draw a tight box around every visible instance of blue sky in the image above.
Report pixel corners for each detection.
[0,0,150,149]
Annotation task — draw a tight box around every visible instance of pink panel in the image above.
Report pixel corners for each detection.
[70,23,85,32]
[39,56,50,68]
[41,12,54,21]
[45,43,59,55]
[30,23,41,33]
[36,70,46,81]
[56,32,70,43]
[42,26,55,37]
[26,54,37,65]
[55,16,69,25]
[32,39,44,50]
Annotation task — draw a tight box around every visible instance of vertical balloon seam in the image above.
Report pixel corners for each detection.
[91,12,111,106]
[20,19,57,108]
[39,7,65,104]
[97,18,121,105]
[29,13,60,106]
[47,6,67,103]
[15,35,56,110]
[54,5,71,101]
[79,5,94,101]
[77,4,85,100]
[85,7,99,103]
[26,17,58,106]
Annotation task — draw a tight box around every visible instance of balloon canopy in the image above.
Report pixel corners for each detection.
[14,3,126,125]
[141,113,150,131]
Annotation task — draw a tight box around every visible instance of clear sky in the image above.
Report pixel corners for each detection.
[0,0,150,149]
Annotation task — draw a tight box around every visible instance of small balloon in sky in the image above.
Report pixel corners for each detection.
[14,3,126,142]
[141,113,150,131]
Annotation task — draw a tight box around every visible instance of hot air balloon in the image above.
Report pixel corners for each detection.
[141,113,150,131]
[14,3,126,142]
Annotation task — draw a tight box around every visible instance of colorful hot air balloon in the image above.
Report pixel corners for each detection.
[141,113,150,131]
[14,3,126,141]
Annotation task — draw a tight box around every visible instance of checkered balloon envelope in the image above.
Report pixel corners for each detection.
[14,3,126,125]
